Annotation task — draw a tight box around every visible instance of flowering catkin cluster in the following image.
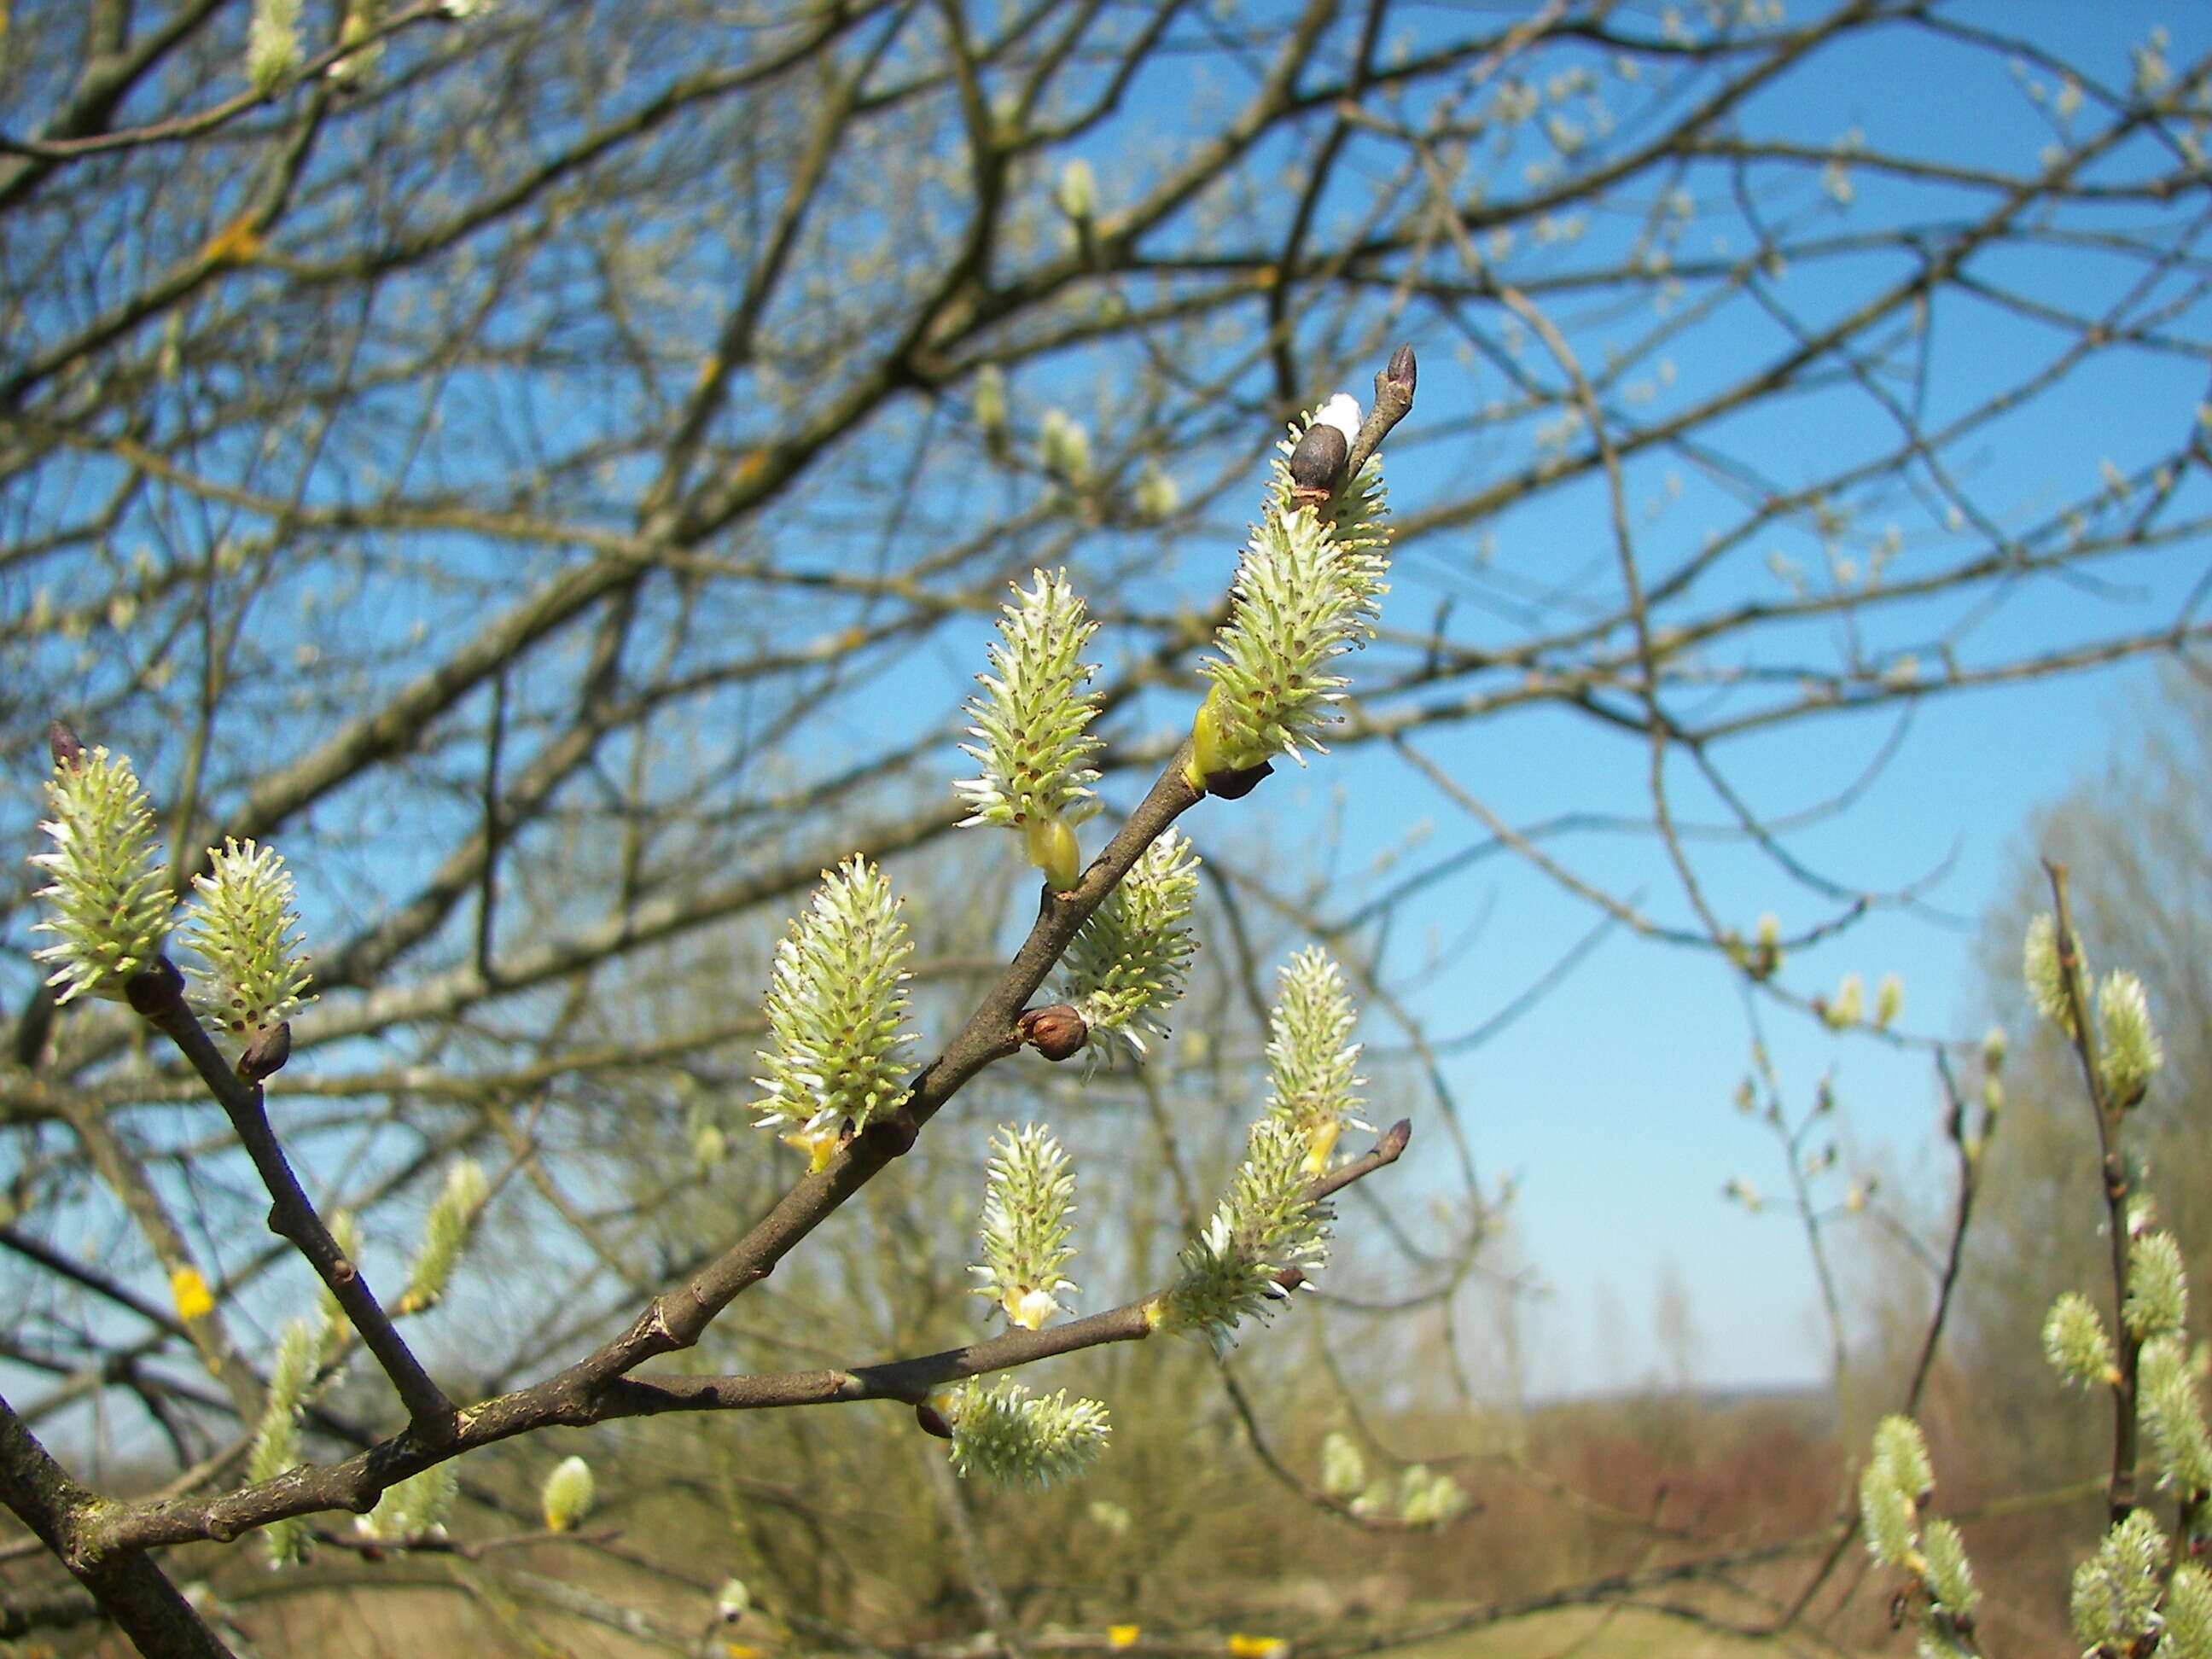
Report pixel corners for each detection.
[944,1377,1110,1488]
[1189,406,1391,782]
[247,0,301,90]
[957,568,1103,888]
[1857,1414,1978,1656]
[247,1319,319,1564]
[1060,830,1199,1055]
[1263,947,1365,1173]
[1397,1464,1470,1528]
[754,857,917,1147]
[180,838,315,1035]
[358,1462,458,1543]
[971,1124,1079,1330]
[1156,1117,1330,1348]
[29,744,173,1004]
[2024,913,2163,1106]
[400,1158,490,1315]
[2075,1511,2172,1659]
[2043,1289,2119,1388]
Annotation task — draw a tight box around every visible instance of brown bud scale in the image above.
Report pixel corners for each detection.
[1017,1003,1089,1062]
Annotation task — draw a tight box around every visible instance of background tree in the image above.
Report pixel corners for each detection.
[3,0,2211,1654]
[1865,668,2212,1649]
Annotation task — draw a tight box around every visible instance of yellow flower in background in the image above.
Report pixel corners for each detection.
[1108,1627,1141,1650]
[170,1266,214,1323]
[1227,1637,1289,1659]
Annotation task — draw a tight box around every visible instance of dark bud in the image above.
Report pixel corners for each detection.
[1203,759,1273,800]
[1384,342,1417,399]
[240,1022,293,1083]
[1285,418,1348,507]
[915,1400,954,1441]
[862,1107,918,1156]
[124,957,185,1017]
[1017,1004,1089,1062]
[48,720,84,771]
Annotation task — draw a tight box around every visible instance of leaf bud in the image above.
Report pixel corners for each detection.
[1382,343,1417,400]
[1286,420,1348,505]
[1017,1004,1089,1062]
[238,1020,293,1082]
[48,720,84,771]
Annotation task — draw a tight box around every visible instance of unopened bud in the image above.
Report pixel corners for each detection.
[48,720,84,771]
[1208,760,1273,800]
[1383,342,1417,399]
[916,1399,954,1440]
[239,1021,293,1082]
[1286,420,1349,506]
[1017,1004,1089,1062]
[1287,393,1362,507]
[125,957,187,1017]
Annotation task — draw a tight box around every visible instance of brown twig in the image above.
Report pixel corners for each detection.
[2046,858,2141,1526]
[127,963,457,1439]
[98,1120,1411,1551]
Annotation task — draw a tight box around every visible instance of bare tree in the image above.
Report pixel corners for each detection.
[3,0,2210,1652]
